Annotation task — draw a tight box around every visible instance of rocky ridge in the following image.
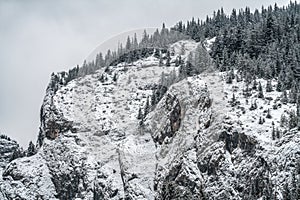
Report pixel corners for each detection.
[0,39,299,200]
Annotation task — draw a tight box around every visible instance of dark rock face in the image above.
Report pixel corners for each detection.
[45,120,74,139]
[42,138,88,200]
[154,94,182,144]
[219,131,257,153]
[0,135,19,169]
[151,80,212,200]
[197,153,224,175]
[197,91,211,110]
[38,88,75,146]
[2,162,23,181]
[157,161,206,200]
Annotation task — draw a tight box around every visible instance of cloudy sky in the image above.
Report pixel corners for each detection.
[0,0,290,147]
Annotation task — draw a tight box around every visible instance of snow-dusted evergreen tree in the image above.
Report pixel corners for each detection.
[125,36,131,52]
[289,110,297,129]
[297,94,300,130]
[276,127,280,139]
[258,116,264,124]
[194,44,212,73]
[166,51,171,66]
[133,33,138,49]
[280,113,287,127]
[226,71,233,84]
[281,90,288,104]
[139,30,149,48]
[27,141,36,157]
[159,55,164,67]
[144,97,150,117]
[272,122,275,140]
[266,80,273,92]
[266,109,272,119]
[289,81,298,104]
[175,56,180,67]
[252,78,257,90]
[276,70,285,92]
[137,107,143,120]
[258,82,264,98]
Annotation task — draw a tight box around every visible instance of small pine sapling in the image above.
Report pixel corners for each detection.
[280,114,287,127]
[259,116,264,124]
[249,100,258,111]
[137,107,143,120]
[113,73,118,82]
[276,127,280,139]
[271,122,275,140]
[266,109,272,119]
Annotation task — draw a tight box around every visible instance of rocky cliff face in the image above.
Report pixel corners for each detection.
[0,136,19,170]
[0,40,299,200]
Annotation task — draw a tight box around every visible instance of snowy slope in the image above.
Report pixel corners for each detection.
[0,40,200,199]
[0,39,299,200]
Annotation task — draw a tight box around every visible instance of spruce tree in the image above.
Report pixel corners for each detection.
[151,92,156,106]
[231,93,236,106]
[166,51,171,66]
[266,80,273,92]
[276,127,280,139]
[159,55,164,67]
[281,90,288,104]
[27,141,36,157]
[259,116,264,124]
[226,71,233,84]
[154,49,160,58]
[113,73,118,82]
[258,82,264,98]
[144,97,150,116]
[137,107,143,120]
[297,94,300,130]
[252,78,257,90]
[289,81,297,103]
[280,114,287,127]
[125,36,131,51]
[133,33,138,49]
[175,57,180,67]
[289,110,297,129]
[266,109,272,119]
[272,122,275,140]
[276,70,285,92]
[250,100,257,110]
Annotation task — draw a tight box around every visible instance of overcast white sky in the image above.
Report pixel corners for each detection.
[0,0,290,147]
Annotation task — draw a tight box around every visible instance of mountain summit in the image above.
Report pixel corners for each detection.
[1,2,300,199]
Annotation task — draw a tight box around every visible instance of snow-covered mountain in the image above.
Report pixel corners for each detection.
[0,39,299,200]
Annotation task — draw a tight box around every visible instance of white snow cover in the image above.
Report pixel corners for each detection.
[0,40,299,200]
[0,40,199,199]
[0,153,57,199]
[170,40,199,61]
[204,37,216,51]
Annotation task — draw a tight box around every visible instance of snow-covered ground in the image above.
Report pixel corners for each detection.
[204,37,216,52]
[1,40,202,199]
[0,39,299,200]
